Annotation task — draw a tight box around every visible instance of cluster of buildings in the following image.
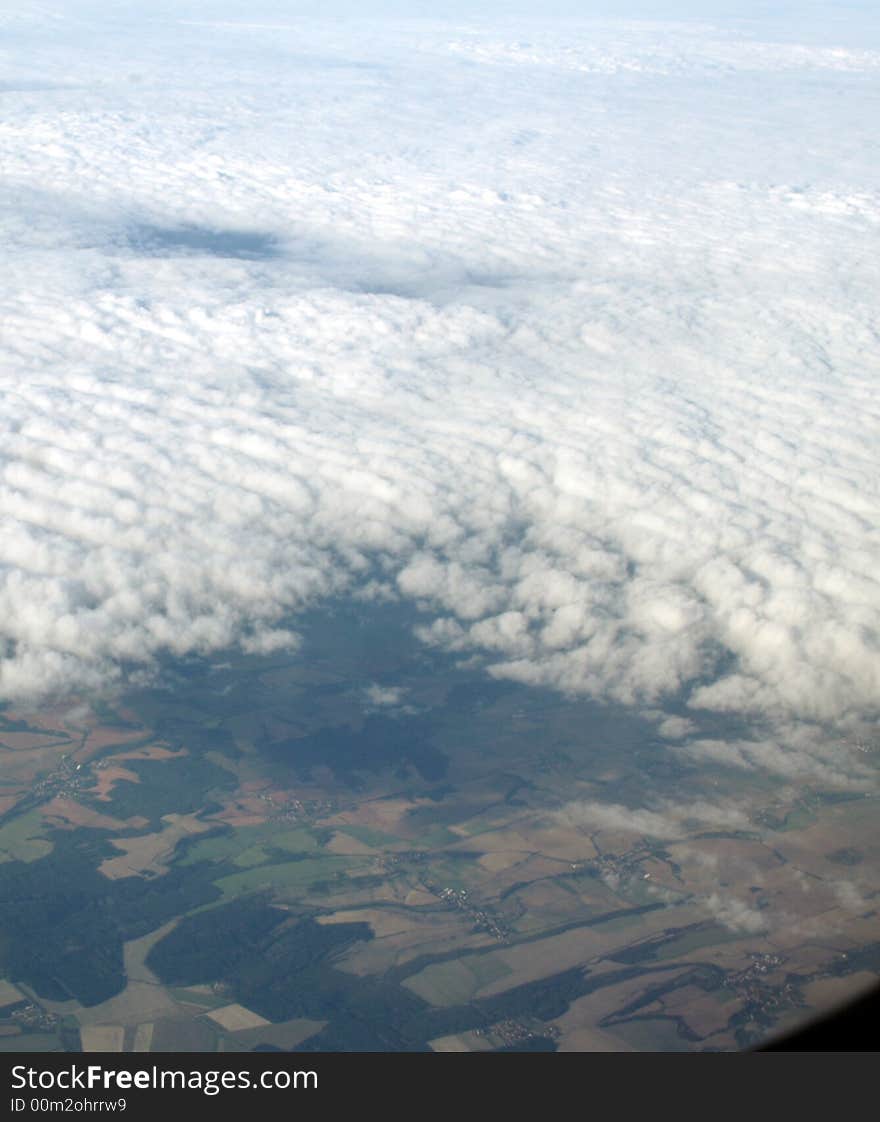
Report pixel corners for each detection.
[474,1018,560,1048]
[435,886,511,942]
[10,1002,60,1033]
[255,791,337,822]
[31,753,90,803]
[586,842,658,888]
[726,952,797,1026]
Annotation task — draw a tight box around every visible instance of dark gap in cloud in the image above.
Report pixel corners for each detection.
[350,269,520,301]
[127,223,284,260]
[123,597,688,800]
[36,206,538,304]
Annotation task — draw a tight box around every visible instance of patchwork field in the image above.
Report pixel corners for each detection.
[0,621,877,1052]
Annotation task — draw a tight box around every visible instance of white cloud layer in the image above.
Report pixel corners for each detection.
[1,6,878,775]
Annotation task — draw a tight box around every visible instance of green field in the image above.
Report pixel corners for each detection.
[178,824,319,866]
[0,810,53,863]
[214,855,367,900]
[334,825,402,848]
[0,1032,60,1052]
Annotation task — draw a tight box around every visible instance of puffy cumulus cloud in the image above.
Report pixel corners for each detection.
[240,629,301,656]
[703,893,769,935]
[0,3,878,777]
[675,732,875,790]
[556,801,683,840]
[555,797,752,840]
[363,684,406,707]
[655,715,698,741]
[832,880,867,913]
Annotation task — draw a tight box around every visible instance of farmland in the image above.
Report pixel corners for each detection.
[0,605,877,1051]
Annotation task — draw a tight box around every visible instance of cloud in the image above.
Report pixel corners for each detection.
[0,3,877,794]
[655,716,698,740]
[832,880,867,913]
[676,734,874,789]
[363,684,407,707]
[555,797,752,840]
[240,629,301,655]
[703,893,769,934]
